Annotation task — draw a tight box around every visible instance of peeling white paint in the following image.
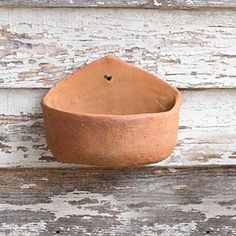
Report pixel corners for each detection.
[1,89,236,128]
[167,168,178,173]
[20,183,36,189]
[0,221,47,236]
[0,119,235,168]
[0,190,141,223]
[141,221,197,236]
[40,177,49,181]
[0,167,235,235]
[113,186,135,190]
[0,89,236,168]
[0,191,109,219]
[153,0,162,6]
[0,8,235,169]
[177,194,236,220]
[0,4,235,236]
[0,8,235,89]
[172,184,188,190]
[0,0,235,9]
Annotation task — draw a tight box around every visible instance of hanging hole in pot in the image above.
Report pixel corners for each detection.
[104,74,112,81]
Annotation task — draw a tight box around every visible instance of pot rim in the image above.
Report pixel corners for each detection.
[42,89,182,121]
[42,56,182,120]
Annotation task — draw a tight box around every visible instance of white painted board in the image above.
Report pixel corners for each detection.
[0,8,236,89]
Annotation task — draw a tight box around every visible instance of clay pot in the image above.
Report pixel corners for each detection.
[41,55,182,166]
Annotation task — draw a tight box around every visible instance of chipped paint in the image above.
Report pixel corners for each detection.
[0,118,236,168]
[0,7,235,168]
[0,0,235,9]
[40,177,49,181]
[2,89,236,125]
[140,222,197,236]
[0,167,235,235]
[0,89,236,167]
[177,194,236,220]
[20,183,36,189]
[0,4,235,235]
[0,221,47,236]
[153,0,162,7]
[0,190,139,221]
[0,8,235,89]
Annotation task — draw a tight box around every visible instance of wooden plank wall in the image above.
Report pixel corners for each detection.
[1,0,236,9]
[0,166,236,235]
[0,2,236,168]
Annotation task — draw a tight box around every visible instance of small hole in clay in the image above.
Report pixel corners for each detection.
[104,74,112,81]
[206,230,210,234]
[56,230,60,234]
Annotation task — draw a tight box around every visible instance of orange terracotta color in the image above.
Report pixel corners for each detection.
[41,55,182,166]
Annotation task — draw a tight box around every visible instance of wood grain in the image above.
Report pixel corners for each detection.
[0,89,235,167]
[1,89,236,127]
[0,119,233,167]
[0,8,236,89]
[0,0,236,9]
[0,166,235,235]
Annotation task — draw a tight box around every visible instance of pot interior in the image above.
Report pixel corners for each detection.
[44,58,178,115]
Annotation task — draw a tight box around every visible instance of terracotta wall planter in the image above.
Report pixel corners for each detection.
[41,56,182,166]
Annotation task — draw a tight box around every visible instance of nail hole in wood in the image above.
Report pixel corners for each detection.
[104,74,112,81]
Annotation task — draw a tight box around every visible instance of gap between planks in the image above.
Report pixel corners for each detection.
[0,0,236,9]
[0,164,236,172]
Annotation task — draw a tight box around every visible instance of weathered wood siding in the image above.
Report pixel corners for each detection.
[2,117,236,167]
[1,89,235,167]
[0,3,236,235]
[0,166,236,235]
[0,6,236,168]
[1,0,236,9]
[0,8,236,89]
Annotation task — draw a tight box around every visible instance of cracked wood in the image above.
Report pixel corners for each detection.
[1,117,235,168]
[0,0,236,9]
[0,166,235,235]
[0,89,235,167]
[0,8,236,89]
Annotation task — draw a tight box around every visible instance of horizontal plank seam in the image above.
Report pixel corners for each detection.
[0,5,236,10]
[0,164,235,172]
[1,114,236,122]
[0,87,236,91]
